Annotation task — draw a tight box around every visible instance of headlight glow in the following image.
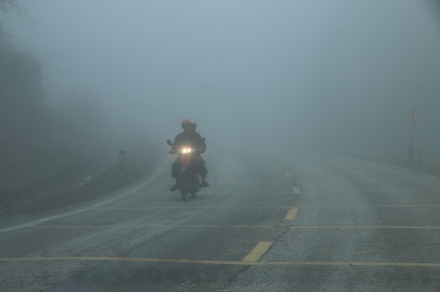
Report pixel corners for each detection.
[180,148,192,154]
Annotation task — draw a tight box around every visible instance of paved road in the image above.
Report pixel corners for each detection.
[1,147,440,291]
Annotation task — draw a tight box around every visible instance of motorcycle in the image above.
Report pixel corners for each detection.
[166,139,203,201]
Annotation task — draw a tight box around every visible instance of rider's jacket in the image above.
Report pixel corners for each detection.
[171,131,206,153]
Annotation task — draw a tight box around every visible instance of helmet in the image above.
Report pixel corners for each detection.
[181,118,194,127]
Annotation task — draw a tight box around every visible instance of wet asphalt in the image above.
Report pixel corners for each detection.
[0,147,440,291]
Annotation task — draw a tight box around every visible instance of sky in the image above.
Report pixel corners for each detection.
[3,0,440,161]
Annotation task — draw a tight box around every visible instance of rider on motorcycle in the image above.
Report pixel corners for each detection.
[169,119,209,191]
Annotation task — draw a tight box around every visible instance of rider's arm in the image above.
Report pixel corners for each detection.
[199,137,206,153]
[170,135,180,154]
[195,133,206,153]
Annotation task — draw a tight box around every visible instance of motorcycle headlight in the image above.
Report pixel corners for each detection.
[180,148,192,154]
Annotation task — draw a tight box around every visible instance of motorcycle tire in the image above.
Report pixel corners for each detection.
[180,177,188,201]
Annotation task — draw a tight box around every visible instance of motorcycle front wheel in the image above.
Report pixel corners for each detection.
[180,174,189,201]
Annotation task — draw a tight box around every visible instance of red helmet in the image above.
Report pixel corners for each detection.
[181,118,194,127]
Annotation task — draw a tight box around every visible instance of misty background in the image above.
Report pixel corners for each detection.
[3,0,440,164]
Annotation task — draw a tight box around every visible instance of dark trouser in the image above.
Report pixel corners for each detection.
[171,156,208,179]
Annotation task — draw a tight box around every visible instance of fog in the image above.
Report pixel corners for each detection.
[4,0,440,162]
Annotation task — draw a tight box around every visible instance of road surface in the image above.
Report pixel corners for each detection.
[0,147,440,291]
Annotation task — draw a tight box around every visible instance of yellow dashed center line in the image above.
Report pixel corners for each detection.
[242,241,273,262]
[1,257,440,267]
[284,208,298,220]
[285,173,293,179]
[31,224,277,229]
[292,187,301,194]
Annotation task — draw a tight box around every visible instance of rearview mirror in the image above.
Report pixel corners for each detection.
[166,139,173,146]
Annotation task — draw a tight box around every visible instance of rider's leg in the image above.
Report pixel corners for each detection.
[198,157,209,187]
[170,158,181,191]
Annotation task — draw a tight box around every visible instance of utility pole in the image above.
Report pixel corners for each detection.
[407,109,417,162]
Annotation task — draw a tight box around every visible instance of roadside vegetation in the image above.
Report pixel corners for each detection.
[0,0,159,214]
